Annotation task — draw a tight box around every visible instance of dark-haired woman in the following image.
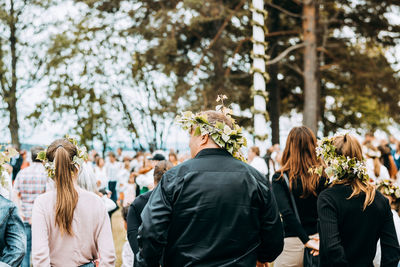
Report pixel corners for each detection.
[318,134,400,267]
[272,126,326,267]
[32,139,115,266]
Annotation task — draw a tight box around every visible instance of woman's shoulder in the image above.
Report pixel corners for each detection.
[34,190,56,208]
[78,188,102,202]
[318,184,346,200]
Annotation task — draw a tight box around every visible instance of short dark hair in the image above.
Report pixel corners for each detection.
[154,160,173,184]
[121,206,129,222]
[31,146,44,162]
[108,152,116,159]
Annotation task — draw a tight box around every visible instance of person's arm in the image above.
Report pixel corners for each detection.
[136,178,173,267]
[257,179,284,263]
[96,204,116,266]
[317,193,348,266]
[271,175,310,244]
[32,199,50,267]
[380,199,400,267]
[0,205,25,267]
[127,202,141,254]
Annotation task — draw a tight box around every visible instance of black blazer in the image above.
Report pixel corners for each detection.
[136,148,284,267]
[318,184,400,267]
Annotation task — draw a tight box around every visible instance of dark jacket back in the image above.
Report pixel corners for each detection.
[138,148,284,267]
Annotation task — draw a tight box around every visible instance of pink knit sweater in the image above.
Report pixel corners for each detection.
[32,187,116,266]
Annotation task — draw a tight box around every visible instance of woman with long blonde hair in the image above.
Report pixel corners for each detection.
[32,138,115,266]
[317,134,400,266]
[272,126,326,267]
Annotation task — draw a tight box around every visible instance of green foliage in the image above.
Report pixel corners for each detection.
[36,135,89,179]
[266,0,400,135]
[176,96,247,161]
[376,179,400,199]
[311,135,369,184]
[0,146,18,188]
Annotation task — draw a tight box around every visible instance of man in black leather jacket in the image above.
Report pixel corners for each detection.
[136,110,284,267]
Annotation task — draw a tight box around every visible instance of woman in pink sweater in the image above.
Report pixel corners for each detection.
[32,138,116,267]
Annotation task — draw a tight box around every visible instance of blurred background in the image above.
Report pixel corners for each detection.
[0,0,399,153]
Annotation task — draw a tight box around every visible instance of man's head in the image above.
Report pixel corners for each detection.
[149,153,166,168]
[31,146,45,163]
[117,147,123,156]
[189,110,233,158]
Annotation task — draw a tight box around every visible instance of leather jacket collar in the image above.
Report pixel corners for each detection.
[194,148,232,159]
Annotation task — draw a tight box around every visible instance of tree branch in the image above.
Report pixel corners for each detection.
[284,62,303,76]
[266,30,300,38]
[266,2,302,18]
[225,37,251,77]
[192,0,246,79]
[266,43,305,65]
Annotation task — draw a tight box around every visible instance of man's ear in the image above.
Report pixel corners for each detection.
[200,134,209,146]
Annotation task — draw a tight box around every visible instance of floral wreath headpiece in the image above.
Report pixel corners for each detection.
[175,95,247,162]
[37,135,88,179]
[310,134,370,184]
[0,146,18,189]
[376,179,400,199]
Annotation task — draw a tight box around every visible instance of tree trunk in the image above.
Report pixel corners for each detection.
[302,0,318,134]
[267,0,280,145]
[8,0,20,149]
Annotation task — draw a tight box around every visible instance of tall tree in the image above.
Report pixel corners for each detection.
[0,0,49,148]
[302,0,318,134]
[264,0,400,135]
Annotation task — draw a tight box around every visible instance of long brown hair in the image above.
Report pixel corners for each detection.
[333,134,376,210]
[46,139,79,235]
[365,143,381,177]
[279,126,321,197]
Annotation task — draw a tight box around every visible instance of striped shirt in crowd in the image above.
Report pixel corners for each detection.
[13,163,49,223]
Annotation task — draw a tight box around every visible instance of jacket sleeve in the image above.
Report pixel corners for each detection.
[136,178,173,267]
[271,174,310,244]
[380,199,400,267]
[257,180,284,263]
[0,205,25,267]
[317,193,348,266]
[127,202,141,254]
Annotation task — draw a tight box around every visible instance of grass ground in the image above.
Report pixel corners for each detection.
[111,208,125,267]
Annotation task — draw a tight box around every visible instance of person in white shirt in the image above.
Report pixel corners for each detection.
[136,154,165,194]
[364,144,390,182]
[94,157,108,190]
[117,148,124,162]
[248,146,268,177]
[106,152,121,202]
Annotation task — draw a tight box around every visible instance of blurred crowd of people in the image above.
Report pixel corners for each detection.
[1,129,400,267]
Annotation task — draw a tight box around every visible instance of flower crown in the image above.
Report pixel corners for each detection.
[376,179,400,199]
[37,135,88,179]
[176,95,247,161]
[0,146,18,189]
[310,135,370,184]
